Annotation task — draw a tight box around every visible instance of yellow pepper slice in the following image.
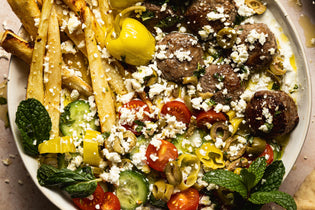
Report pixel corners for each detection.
[195,143,225,170]
[38,136,76,154]
[177,154,200,190]
[230,117,243,136]
[106,6,155,66]
[109,0,145,9]
[83,130,102,166]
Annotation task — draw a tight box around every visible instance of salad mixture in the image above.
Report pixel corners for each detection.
[4,0,300,209]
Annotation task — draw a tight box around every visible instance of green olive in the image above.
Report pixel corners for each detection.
[152,180,174,202]
[246,137,267,156]
[210,122,230,141]
[217,187,234,206]
[216,28,237,49]
[245,0,267,15]
[182,76,198,86]
[164,161,182,186]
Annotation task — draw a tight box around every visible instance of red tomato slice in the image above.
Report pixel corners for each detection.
[167,188,199,210]
[196,109,227,128]
[146,139,178,172]
[101,192,120,210]
[259,144,274,165]
[119,100,150,135]
[72,184,105,210]
[161,101,191,124]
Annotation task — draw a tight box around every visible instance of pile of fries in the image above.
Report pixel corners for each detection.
[1,0,127,136]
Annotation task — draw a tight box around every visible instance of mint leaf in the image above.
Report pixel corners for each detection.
[248,157,267,187]
[240,169,256,192]
[249,191,297,210]
[37,164,98,198]
[203,170,248,198]
[15,98,52,157]
[254,160,285,192]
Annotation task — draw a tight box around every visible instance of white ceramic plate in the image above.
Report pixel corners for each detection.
[7,0,311,209]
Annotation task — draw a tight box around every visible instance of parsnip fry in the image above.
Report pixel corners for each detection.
[101,59,127,95]
[7,0,41,39]
[44,7,62,138]
[62,66,93,97]
[0,30,33,64]
[0,30,93,97]
[61,0,106,47]
[98,0,114,34]
[54,4,87,56]
[83,8,116,132]
[26,0,54,103]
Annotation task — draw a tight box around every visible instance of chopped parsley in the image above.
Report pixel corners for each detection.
[193,64,205,78]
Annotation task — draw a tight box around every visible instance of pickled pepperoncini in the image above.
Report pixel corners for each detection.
[106,6,155,66]
[38,136,76,154]
[195,143,225,170]
[109,0,145,9]
[83,130,102,166]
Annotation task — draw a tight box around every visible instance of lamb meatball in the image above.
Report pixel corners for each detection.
[235,23,277,71]
[139,2,181,34]
[156,32,204,82]
[245,90,299,139]
[199,64,244,104]
[185,0,237,36]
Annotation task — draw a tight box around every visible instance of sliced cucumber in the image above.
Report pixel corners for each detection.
[60,100,98,138]
[117,170,149,210]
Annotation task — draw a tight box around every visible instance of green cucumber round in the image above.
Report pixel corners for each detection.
[117,170,149,210]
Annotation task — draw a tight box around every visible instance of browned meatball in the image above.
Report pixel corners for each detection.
[156,32,204,82]
[236,23,277,71]
[199,64,244,104]
[140,2,181,34]
[245,90,299,139]
[185,0,237,35]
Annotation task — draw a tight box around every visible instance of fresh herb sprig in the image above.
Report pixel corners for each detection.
[15,98,51,157]
[203,157,296,210]
[37,164,101,198]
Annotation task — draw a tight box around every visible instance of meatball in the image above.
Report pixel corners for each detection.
[199,64,244,104]
[185,0,237,36]
[140,2,181,34]
[235,23,277,71]
[156,32,204,82]
[245,90,299,139]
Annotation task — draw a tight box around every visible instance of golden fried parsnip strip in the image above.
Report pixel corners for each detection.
[26,0,54,103]
[101,59,127,95]
[0,30,33,64]
[82,7,116,132]
[44,7,62,138]
[63,51,91,86]
[0,30,93,97]
[54,4,88,56]
[7,0,41,39]
[98,0,114,34]
[61,0,106,48]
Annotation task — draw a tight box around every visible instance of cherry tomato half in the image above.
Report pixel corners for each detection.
[119,100,150,135]
[196,109,227,128]
[146,139,178,172]
[73,184,105,210]
[259,144,274,165]
[161,101,192,124]
[101,192,121,210]
[167,188,200,210]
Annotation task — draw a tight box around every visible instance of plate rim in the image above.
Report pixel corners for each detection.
[6,0,312,209]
